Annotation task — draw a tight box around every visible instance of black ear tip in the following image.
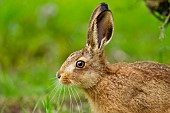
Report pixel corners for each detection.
[100,2,108,9]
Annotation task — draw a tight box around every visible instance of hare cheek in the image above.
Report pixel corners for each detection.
[81,71,100,88]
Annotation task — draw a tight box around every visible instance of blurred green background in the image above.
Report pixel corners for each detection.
[0,0,170,113]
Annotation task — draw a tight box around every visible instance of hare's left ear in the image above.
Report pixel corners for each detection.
[86,3,114,52]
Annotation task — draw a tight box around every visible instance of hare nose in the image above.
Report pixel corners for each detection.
[56,73,61,79]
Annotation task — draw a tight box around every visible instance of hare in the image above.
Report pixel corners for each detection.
[57,3,170,113]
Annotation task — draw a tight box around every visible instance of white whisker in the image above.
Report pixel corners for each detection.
[70,87,80,113]
[57,86,66,113]
[54,85,63,104]
[56,85,63,112]
[50,84,61,102]
[68,87,73,113]
[47,80,58,90]
[49,86,57,99]
[73,87,83,113]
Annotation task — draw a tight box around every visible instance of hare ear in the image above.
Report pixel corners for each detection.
[86,3,114,52]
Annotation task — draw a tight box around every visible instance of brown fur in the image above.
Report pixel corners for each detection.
[84,61,170,113]
[57,3,170,113]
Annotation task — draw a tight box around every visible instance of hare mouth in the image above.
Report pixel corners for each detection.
[60,77,71,85]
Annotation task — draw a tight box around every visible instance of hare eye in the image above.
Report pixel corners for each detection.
[76,60,85,68]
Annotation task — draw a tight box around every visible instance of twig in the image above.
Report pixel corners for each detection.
[159,12,170,39]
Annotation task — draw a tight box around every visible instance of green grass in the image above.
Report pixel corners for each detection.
[0,0,170,113]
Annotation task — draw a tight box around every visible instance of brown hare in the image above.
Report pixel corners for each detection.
[57,3,170,113]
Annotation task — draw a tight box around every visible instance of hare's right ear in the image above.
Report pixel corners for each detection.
[86,3,114,53]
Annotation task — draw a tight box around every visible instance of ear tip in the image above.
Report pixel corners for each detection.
[100,2,109,10]
[100,2,108,7]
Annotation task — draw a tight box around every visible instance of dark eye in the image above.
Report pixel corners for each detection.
[76,60,85,68]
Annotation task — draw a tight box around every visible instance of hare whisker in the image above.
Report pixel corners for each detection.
[49,86,57,99]
[49,81,61,96]
[50,84,61,102]
[53,84,62,105]
[47,80,58,90]
[68,87,73,113]
[71,87,80,113]
[57,86,66,113]
[73,87,83,113]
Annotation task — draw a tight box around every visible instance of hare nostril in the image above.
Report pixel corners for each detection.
[57,73,61,79]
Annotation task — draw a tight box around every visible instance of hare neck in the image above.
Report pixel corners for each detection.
[83,76,119,113]
[82,63,128,113]
[83,78,106,113]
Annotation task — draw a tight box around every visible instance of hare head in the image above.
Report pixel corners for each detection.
[57,3,113,88]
